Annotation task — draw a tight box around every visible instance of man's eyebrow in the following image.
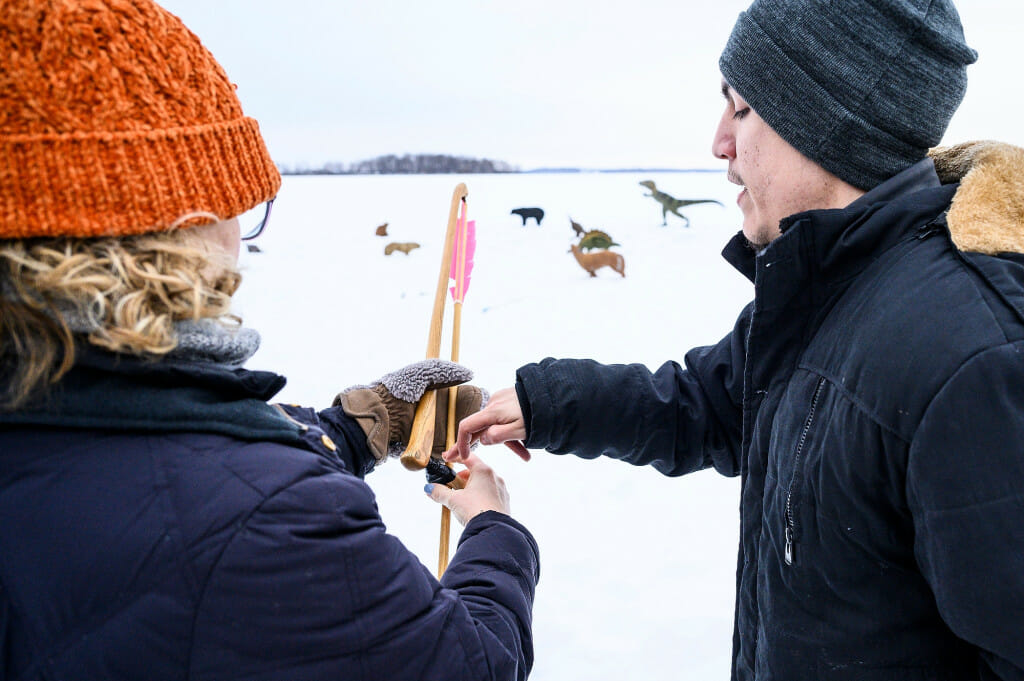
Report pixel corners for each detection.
[720,81,733,100]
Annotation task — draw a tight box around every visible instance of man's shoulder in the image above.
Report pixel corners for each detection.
[831,230,1019,348]
[802,233,1024,430]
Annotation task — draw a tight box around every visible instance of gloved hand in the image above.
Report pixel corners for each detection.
[335,359,485,465]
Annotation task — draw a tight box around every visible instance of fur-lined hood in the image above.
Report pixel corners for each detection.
[928,140,1024,255]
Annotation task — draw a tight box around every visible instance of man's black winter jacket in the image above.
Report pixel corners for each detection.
[516,144,1024,680]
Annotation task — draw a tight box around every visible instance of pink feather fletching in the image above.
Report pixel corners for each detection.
[449,218,476,302]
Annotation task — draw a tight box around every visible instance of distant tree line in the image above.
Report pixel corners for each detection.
[279,154,518,175]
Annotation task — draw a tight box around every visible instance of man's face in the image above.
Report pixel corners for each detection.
[711,81,861,249]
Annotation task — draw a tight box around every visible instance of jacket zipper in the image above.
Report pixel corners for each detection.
[784,376,825,566]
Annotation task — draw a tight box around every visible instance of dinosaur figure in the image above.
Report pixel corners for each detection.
[639,180,723,227]
[578,229,619,251]
[570,218,618,249]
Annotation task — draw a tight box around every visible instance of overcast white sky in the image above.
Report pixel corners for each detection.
[159,1,1022,170]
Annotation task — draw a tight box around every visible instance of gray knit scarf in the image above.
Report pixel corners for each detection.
[166,319,261,367]
[60,308,261,367]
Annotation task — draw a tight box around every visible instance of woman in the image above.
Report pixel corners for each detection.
[0,1,538,679]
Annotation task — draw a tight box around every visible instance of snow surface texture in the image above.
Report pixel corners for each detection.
[233,171,752,681]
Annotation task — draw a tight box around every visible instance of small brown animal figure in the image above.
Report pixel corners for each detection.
[570,217,585,237]
[384,241,420,256]
[375,222,389,236]
[569,244,625,278]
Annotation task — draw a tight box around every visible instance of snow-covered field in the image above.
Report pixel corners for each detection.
[232,171,754,680]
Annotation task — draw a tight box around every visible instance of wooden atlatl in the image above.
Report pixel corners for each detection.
[399,183,471,578]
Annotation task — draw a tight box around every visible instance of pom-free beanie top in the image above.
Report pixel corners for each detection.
[0,0,281,238]
[719,0,978,191]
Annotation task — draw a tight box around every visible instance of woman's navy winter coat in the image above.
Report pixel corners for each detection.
[0,351,539,680]
[515,148,1024,679]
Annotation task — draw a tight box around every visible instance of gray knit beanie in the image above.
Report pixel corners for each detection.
[719,0,978,190]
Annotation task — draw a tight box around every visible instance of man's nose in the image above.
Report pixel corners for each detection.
[711,114,735,161]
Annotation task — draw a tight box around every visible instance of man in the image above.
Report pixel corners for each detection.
[440,0,1024,678]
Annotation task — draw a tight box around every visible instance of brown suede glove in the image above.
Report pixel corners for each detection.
[335,359,485,465]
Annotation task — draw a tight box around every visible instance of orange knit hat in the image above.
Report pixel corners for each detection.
[0,0,281,238]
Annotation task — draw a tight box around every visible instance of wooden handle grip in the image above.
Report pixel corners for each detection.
[399,390,436,471]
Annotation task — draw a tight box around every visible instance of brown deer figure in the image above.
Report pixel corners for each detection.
[569,244,625,278]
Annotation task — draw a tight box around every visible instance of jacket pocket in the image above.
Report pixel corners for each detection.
[784,375,826,566]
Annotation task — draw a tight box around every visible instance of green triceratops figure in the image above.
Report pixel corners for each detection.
[639,180,723,227]
[578,229,620,251]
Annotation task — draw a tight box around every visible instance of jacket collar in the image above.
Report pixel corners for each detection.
[784,183,956,291]
[0,347,305,444]
[74,346,287,400]
[845,157,941,212]
[722,175,955,293]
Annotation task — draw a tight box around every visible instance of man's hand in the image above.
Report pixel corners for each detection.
[443,387,530,463]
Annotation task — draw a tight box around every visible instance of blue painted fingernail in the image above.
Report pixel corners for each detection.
[424,483,434,495]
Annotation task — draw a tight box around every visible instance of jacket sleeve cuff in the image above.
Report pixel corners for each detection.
[516,363,550,448]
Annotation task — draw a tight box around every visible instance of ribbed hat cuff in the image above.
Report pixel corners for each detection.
[1,117,281,238]
[720,11,927,191]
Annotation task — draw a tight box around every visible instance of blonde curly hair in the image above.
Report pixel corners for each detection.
[0,228,241,409]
